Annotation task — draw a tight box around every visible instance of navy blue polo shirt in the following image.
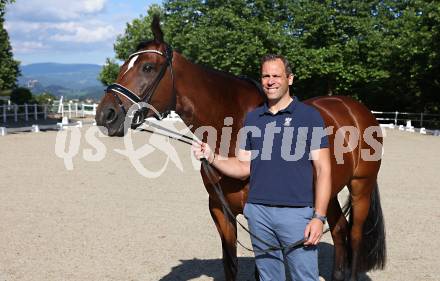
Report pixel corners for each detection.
[240,97,329,207]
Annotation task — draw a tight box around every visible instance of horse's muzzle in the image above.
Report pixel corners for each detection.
[95,105,127,137]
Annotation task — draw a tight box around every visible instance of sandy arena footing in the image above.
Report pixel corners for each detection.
[0,125,439,281]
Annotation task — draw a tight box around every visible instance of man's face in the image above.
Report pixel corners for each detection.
[261,59,293,102]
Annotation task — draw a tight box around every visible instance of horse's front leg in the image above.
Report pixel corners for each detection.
[209,197,238,281]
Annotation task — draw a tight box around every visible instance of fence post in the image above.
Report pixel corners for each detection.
[75,103,78,117]
[44,104,48,119]
[34,104,38,120]
[93,104,97,115]
[14,104,18,122]
[69,103,73,118]
[420,113,424,128]
[81,104,85,117]
[394,111,398,126]
[2,105,6,123]
[25,103,29,121]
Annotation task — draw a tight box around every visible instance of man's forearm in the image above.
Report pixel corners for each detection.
[210,153,250,180]
[314,168,332,216]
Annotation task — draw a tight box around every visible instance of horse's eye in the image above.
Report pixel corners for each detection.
[143,64,153,73]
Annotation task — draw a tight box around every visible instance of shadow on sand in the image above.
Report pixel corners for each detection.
[158,242,372,281]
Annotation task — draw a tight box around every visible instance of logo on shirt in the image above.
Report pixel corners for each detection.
[284,117,292,126]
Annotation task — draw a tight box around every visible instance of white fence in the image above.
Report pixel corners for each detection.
[2,104,48,123]
[0,119,95,136]
[0,102,98,123]
[59,103,97,118]
[2,103,439,136]
[372,110,440,136]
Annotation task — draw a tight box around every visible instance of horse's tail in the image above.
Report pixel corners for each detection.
[344,182,387,271]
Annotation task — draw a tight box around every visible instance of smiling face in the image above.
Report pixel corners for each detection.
[261,58,294,105]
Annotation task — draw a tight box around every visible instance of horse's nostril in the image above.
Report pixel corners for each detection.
[105,108,117,124]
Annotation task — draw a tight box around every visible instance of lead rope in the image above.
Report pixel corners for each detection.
[141,120,331,254]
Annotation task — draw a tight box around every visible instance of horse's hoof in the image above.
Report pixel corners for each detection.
[348,274,359,281]
[332,270,345,281]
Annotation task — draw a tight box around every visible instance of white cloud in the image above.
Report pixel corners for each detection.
[11,41,46,53]
[6,19,116,46]
[3,0,161,63]
[7,0,107,21]
[5,0,117,48]
[50,22,115,43]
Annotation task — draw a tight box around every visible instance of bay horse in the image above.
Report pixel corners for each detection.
[95,16,386,281]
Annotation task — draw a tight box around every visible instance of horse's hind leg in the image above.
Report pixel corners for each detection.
[209,198,238,281]
[348,177,376,281]
[327,196,349,281]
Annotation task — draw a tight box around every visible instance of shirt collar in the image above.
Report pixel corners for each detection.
[259,96,299,116]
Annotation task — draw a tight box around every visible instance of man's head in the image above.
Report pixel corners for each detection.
[260,54,294,102]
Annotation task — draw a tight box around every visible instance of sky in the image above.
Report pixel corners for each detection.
[5,0,161,65]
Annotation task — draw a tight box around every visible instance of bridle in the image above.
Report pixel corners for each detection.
[105,44,176,127]
[104,45,328,255]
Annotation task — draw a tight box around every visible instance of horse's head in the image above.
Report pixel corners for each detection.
[95,15,176,136]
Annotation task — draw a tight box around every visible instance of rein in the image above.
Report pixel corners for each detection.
[140,120,329,255]
[105,45,326,254]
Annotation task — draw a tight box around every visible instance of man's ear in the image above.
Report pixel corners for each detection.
[288,74,294,85]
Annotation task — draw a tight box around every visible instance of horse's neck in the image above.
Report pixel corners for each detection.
[173,53,241,130]
[172,53,264,156]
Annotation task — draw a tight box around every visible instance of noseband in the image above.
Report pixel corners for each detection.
[105,44,175,126]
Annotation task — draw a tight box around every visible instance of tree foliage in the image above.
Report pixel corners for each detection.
[34,92,56,105]
[101,0,440,112]
[99,58,121,86]
[10,87,33,104]
[0,0,20,91]
[375,0,440,112]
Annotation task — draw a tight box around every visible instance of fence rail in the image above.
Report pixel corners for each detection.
[59,103,97,118]
[371,110,440,129]
[2,104,48,123]
[1,102,97,123]
[2,102,439,136]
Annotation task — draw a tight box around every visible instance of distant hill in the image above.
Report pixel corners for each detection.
[18,63,106,101]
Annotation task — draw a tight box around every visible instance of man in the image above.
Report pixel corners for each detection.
[192,54,331,280]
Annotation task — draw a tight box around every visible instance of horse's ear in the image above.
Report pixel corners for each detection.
[151,14,164,43]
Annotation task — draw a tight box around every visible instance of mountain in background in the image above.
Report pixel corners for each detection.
[18,63,106,101]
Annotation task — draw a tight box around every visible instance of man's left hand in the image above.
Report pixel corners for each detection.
[304,218,324,246]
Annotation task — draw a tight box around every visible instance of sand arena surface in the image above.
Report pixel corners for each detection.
[0,124,439,281]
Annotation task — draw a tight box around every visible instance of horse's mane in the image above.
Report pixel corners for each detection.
[190,61,266,100]
[238,75,266,99]
[135,40,266,99]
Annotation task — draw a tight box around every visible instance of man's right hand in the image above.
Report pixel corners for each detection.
[192,141,251,180]
[192,141,215,164]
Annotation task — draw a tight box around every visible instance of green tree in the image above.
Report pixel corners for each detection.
[10,87,33,104]
[163,0,401,102]
[375,0,440,112]
[34,92,56,105]
[99,58,120,86]
[102,0,440,112]
[164,0,290,77]
[282,1,393,98]
[0,0,20,91]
